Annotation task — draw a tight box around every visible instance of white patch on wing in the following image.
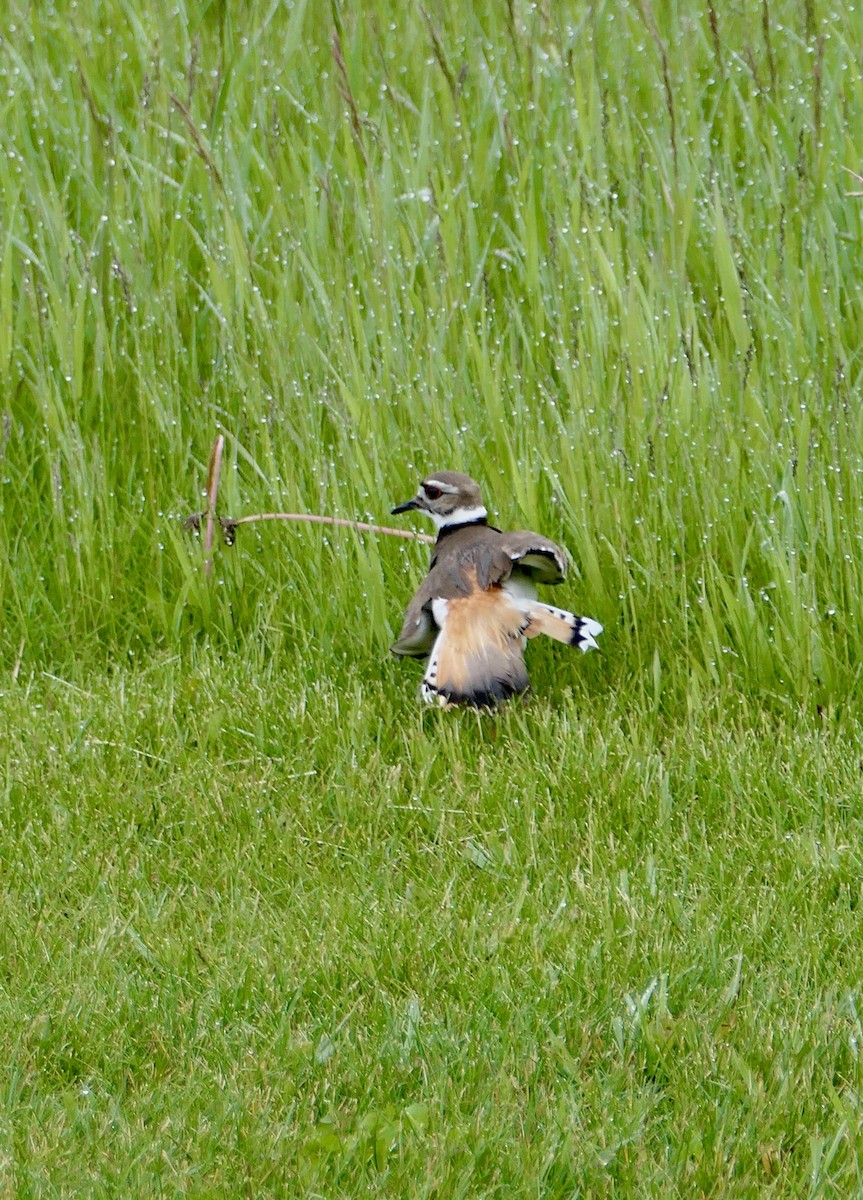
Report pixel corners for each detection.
[431,597,450,626]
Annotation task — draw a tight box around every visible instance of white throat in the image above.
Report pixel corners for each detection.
[428,505,488,530]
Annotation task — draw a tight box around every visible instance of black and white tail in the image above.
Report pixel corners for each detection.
[520,602,603,652]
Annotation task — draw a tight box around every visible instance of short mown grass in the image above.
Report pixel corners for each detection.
[2,1,863,1194]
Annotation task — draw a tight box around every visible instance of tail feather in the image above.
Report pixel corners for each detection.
[421,590,529,708]
[522,602,603,652]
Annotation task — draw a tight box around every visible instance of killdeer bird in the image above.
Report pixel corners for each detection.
[390,471,603,707]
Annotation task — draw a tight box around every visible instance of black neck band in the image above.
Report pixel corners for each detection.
[435,516,496,543]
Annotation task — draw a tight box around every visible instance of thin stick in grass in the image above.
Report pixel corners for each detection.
[225,512,434,543]
[185,509,435,547]
[186,435,435,575]
[203,434,224,577]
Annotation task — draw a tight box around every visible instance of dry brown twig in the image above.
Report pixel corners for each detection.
[170,93,226,193]
[186,435,435,573]
[202,434,224,576]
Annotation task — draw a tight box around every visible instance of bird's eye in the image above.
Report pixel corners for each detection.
[424,485,442,500]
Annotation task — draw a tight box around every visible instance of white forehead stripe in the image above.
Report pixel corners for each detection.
[424,479,460,495]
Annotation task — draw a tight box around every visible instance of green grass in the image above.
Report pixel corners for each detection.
[2,0,863,1194]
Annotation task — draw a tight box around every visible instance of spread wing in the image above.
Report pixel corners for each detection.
[391,588,436,657]
[497,531,569,585]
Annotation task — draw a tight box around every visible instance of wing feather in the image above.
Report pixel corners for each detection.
[390,593,436,657]
[498,531,569,585]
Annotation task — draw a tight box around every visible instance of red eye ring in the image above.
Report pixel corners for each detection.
[424,485,442,500]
